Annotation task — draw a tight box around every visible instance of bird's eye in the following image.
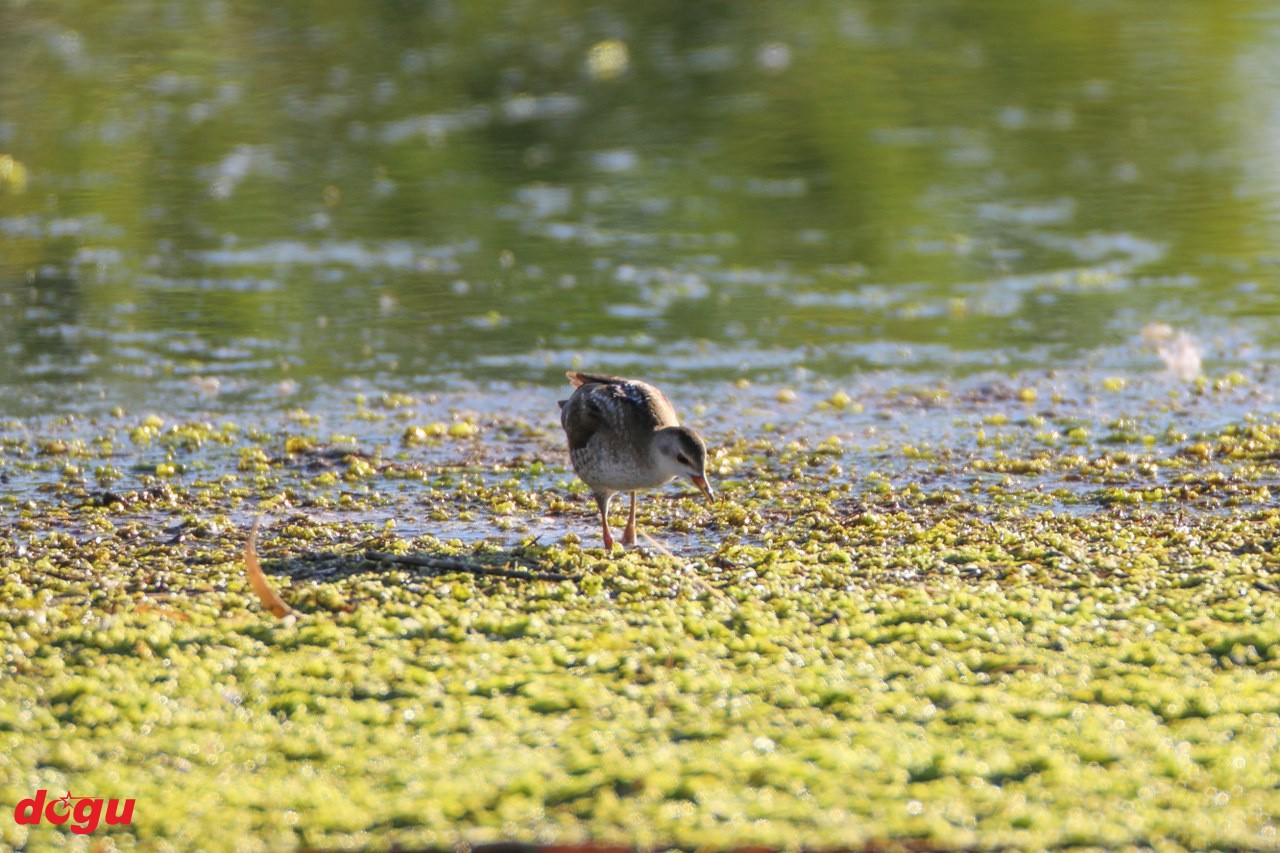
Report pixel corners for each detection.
[676,454,690,466]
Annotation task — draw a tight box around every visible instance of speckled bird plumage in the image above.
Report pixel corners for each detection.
[558,371,713,549]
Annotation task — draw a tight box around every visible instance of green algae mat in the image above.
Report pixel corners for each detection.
[3,375,1280,851]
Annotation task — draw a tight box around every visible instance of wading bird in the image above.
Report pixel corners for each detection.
[558,371,714,549]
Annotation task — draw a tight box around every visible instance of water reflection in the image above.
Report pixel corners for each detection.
[2,1,1280,415]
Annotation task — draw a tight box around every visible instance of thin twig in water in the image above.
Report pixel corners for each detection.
[640,531,731,604]
[365,550,578,583]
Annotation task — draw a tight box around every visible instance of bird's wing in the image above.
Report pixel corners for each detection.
[561,372,680,450]
[560,388,603,451]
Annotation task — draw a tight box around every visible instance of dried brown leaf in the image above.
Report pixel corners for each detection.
[245,521,295,618]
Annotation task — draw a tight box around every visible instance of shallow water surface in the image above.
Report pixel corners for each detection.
[2,1,1280,423]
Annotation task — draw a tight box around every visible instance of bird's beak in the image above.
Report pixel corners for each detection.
[691,474,715,503]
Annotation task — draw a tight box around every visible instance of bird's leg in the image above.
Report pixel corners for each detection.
[622,492,638,547]
[596,493,616,550]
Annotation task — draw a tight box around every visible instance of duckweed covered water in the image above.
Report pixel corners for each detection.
[4,364,1280,850]
[7,1,1280,849]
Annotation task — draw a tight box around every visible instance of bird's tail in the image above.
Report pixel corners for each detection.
[566,370,626,388]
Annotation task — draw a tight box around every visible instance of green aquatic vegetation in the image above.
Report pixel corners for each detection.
[4,381,1280,849]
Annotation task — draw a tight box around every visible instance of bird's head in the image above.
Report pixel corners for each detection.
[654,426,714,502]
